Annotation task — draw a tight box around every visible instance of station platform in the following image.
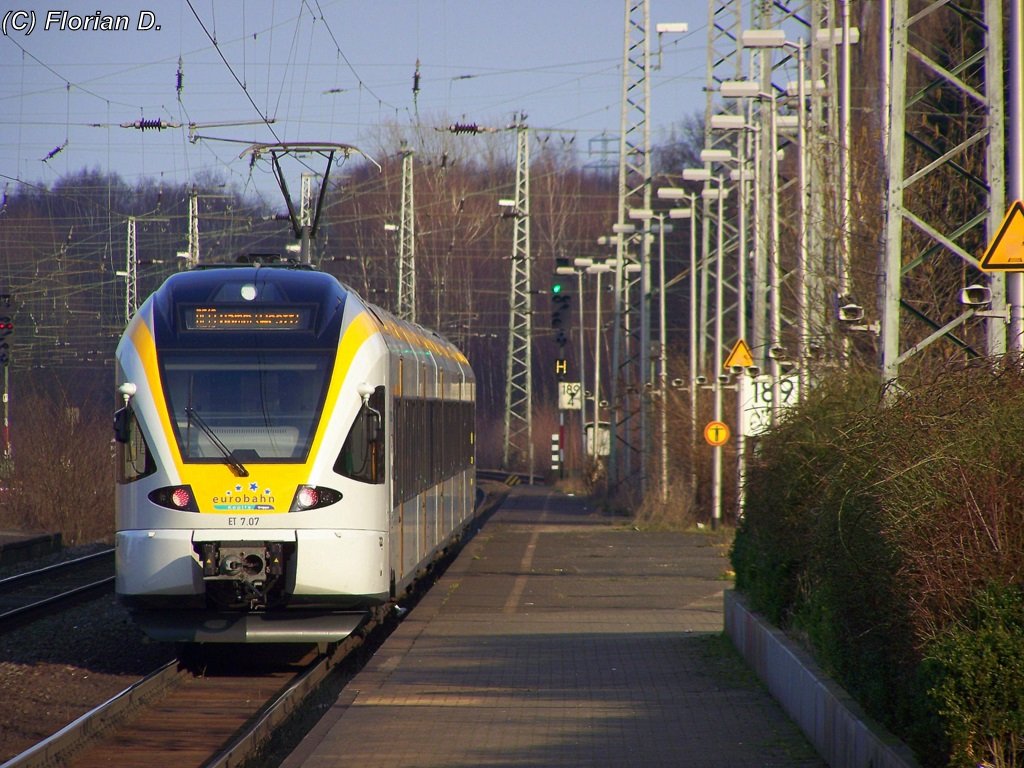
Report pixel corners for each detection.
[282,484,825,768]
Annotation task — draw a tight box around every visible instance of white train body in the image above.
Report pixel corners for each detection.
[113,263,475,643]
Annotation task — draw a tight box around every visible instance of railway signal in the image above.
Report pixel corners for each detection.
[0,317,12,366]
[551,259,572,341]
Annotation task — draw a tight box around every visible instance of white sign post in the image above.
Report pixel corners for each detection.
[739,374,800,436]
[558,381,582,410]
[585,421,611,456]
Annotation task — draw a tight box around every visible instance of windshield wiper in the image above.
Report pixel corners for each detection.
[185,407,249,477]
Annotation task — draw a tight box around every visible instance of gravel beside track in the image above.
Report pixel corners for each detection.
[0,547,176,763]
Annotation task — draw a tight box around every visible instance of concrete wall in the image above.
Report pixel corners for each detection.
[724,590,921,768]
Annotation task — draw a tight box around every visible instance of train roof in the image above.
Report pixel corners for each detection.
[138,263,469,369]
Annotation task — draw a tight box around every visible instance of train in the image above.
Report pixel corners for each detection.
[113,258,476,643]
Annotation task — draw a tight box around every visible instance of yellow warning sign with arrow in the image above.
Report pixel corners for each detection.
[979,199,1024,271]
[723,338,754,370]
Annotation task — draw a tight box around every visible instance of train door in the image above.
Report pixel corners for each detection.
[420,360,428,562]
[394,356,404,593]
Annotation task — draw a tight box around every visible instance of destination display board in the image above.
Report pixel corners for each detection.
[183,305,314,331]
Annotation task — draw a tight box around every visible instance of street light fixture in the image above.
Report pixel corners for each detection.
[710,114,747,131]
[740,28,787,48]
[699,149,733,164]
[657,187,688,201]
[720,80,761,99]
[813,27,860,47]
[654,21,689,69]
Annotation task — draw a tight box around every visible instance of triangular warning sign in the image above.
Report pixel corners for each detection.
[979,200,1024,271]
[723,338,755,370]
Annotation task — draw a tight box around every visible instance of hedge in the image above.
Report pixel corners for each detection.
[732,361,1024,767]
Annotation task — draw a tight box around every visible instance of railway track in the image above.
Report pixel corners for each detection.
[0,549,114,632]
[1,596,399,768]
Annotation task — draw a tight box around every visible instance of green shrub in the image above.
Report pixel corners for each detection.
[732,368,880,625]
[922,586,1024,768]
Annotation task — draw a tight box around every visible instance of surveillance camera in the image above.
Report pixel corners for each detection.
[730,365,746,375]
[695,375,708,385]
[779,360,797,373]
[768,344,786,360]
[959,284,992,306]
[717,374,731,384]
[838,303,864,322]
[671,377,685,389]
[747,366,761,377]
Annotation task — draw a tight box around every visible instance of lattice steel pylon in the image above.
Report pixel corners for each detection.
[397,147,416,323]
[608,0,652,498]
[699,0,745,374]
[300,172,318,265]
[186,188,199,268]
[123,216,138,325]
[881,0,1006,381]
[300,172,314,227]
[502,121,534,476]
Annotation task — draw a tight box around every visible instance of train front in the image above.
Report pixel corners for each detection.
[113,264,389,643]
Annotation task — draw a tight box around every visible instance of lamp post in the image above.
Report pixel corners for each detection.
[740,30,810,391]
[657,188,699,505]
[556,256,595,474]
[696,142,759,521]
[720,76,788,422]
[586,261,613,466]
[679,170,727,528]
[677,196,699,508]
[629,208,676,503]
[709,115,760,357]
[629,210,656,501]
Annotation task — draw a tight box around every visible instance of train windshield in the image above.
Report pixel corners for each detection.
[160,351,332,463]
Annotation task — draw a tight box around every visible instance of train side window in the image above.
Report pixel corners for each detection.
[335,386,385,484]
[114,406,156,484]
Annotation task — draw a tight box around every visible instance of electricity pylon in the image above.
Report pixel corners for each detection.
[503,120,534,476]
[124,216,137,324]
[881,0,1006,380]
[397,146,416,323]
[609,0,652,498]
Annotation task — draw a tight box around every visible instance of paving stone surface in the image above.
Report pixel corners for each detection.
[283,486,826,768]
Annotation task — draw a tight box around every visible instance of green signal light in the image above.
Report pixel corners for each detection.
[552,283,563,294]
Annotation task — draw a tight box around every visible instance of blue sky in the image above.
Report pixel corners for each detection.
[1,1,709,203]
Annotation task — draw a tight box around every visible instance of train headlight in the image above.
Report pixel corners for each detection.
[289,485,342,512]
[148,485,199,512]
